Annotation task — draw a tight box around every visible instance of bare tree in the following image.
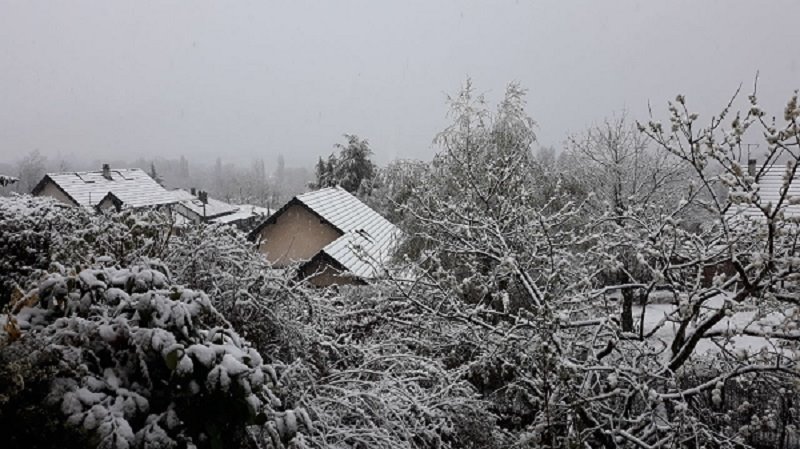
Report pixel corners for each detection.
[16,150,47,193]
[564,114,689,331]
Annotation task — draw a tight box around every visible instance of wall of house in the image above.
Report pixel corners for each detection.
[300,257,363,287]
[97,197,117,212]
[256,204,341,266]
[37,181,77,206]
[174,203,201,224]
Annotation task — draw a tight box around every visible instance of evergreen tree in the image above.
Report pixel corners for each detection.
[334,134,375,193]
[313,135,376,193]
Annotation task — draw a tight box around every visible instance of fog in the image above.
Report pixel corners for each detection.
[1,0,799,168]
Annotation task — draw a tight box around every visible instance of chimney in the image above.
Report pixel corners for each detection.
[190,187,196,196]
[748,159,757,177]
[102,163,111,180]
[198,191,208,219]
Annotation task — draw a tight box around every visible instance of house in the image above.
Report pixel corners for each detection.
[248,186,402,287]
[172,188,239,223]
[32,164,177,210]
[211,204,271,231]
[726,159,800,221]
[709,159,800,286]
[171,188,270,231]
[31,165,270,233]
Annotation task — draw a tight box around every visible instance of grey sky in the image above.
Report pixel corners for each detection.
[1,0,799,168]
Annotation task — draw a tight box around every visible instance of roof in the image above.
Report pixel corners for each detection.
[33,168,177,209]
[212,204,270,225]
[726,163,800,221]
[95,192,124,212]
[252,186,402,280]
[172,189,239,219]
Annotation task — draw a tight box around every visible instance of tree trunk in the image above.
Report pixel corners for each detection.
[621,287,634,332]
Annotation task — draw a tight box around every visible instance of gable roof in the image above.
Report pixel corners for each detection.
[251,186,403,280]
[726,162,800,220]
[95,192,124,212]
[33,168,177,209]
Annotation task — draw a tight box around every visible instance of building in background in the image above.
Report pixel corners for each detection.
[172,188,270,231]
[249,186,402,287]
[32,164,177,210]
[31,164,271,233]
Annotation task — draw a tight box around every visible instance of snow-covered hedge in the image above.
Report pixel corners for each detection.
[0,262,309,449]
[0,196,176,310]
[0,196,89,308]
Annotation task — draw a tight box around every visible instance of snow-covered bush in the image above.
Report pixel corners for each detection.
[0,262,307,449]
[0,195,177,310]
[0,195,91,308]
[163,222,312,364]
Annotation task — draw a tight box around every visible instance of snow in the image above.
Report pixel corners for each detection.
[220,353,250,377]
[634,293,791,356]
[186,344,216,367]
[76,387,107,406]
[206,365,232,391]
[176,354,194,376]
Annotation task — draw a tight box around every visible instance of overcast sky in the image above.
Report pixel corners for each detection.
[1,0,799,168]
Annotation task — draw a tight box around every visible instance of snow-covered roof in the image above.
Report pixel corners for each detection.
[212,204,270,225]
[252,186,402,280]
[33,168,177,209]
[172,189,239,219]
[300,187,402,279]
[726,163,800,221]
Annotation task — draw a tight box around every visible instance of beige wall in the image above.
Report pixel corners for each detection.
[256,204,341,266]
[37,181,78,206]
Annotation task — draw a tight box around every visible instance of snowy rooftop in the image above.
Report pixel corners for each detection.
[295,187,402,279]
[172,189,239,219]
[726,163,800,221]
[212,204,270,224]
[34,168,177,209]
[252,186,402,280]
